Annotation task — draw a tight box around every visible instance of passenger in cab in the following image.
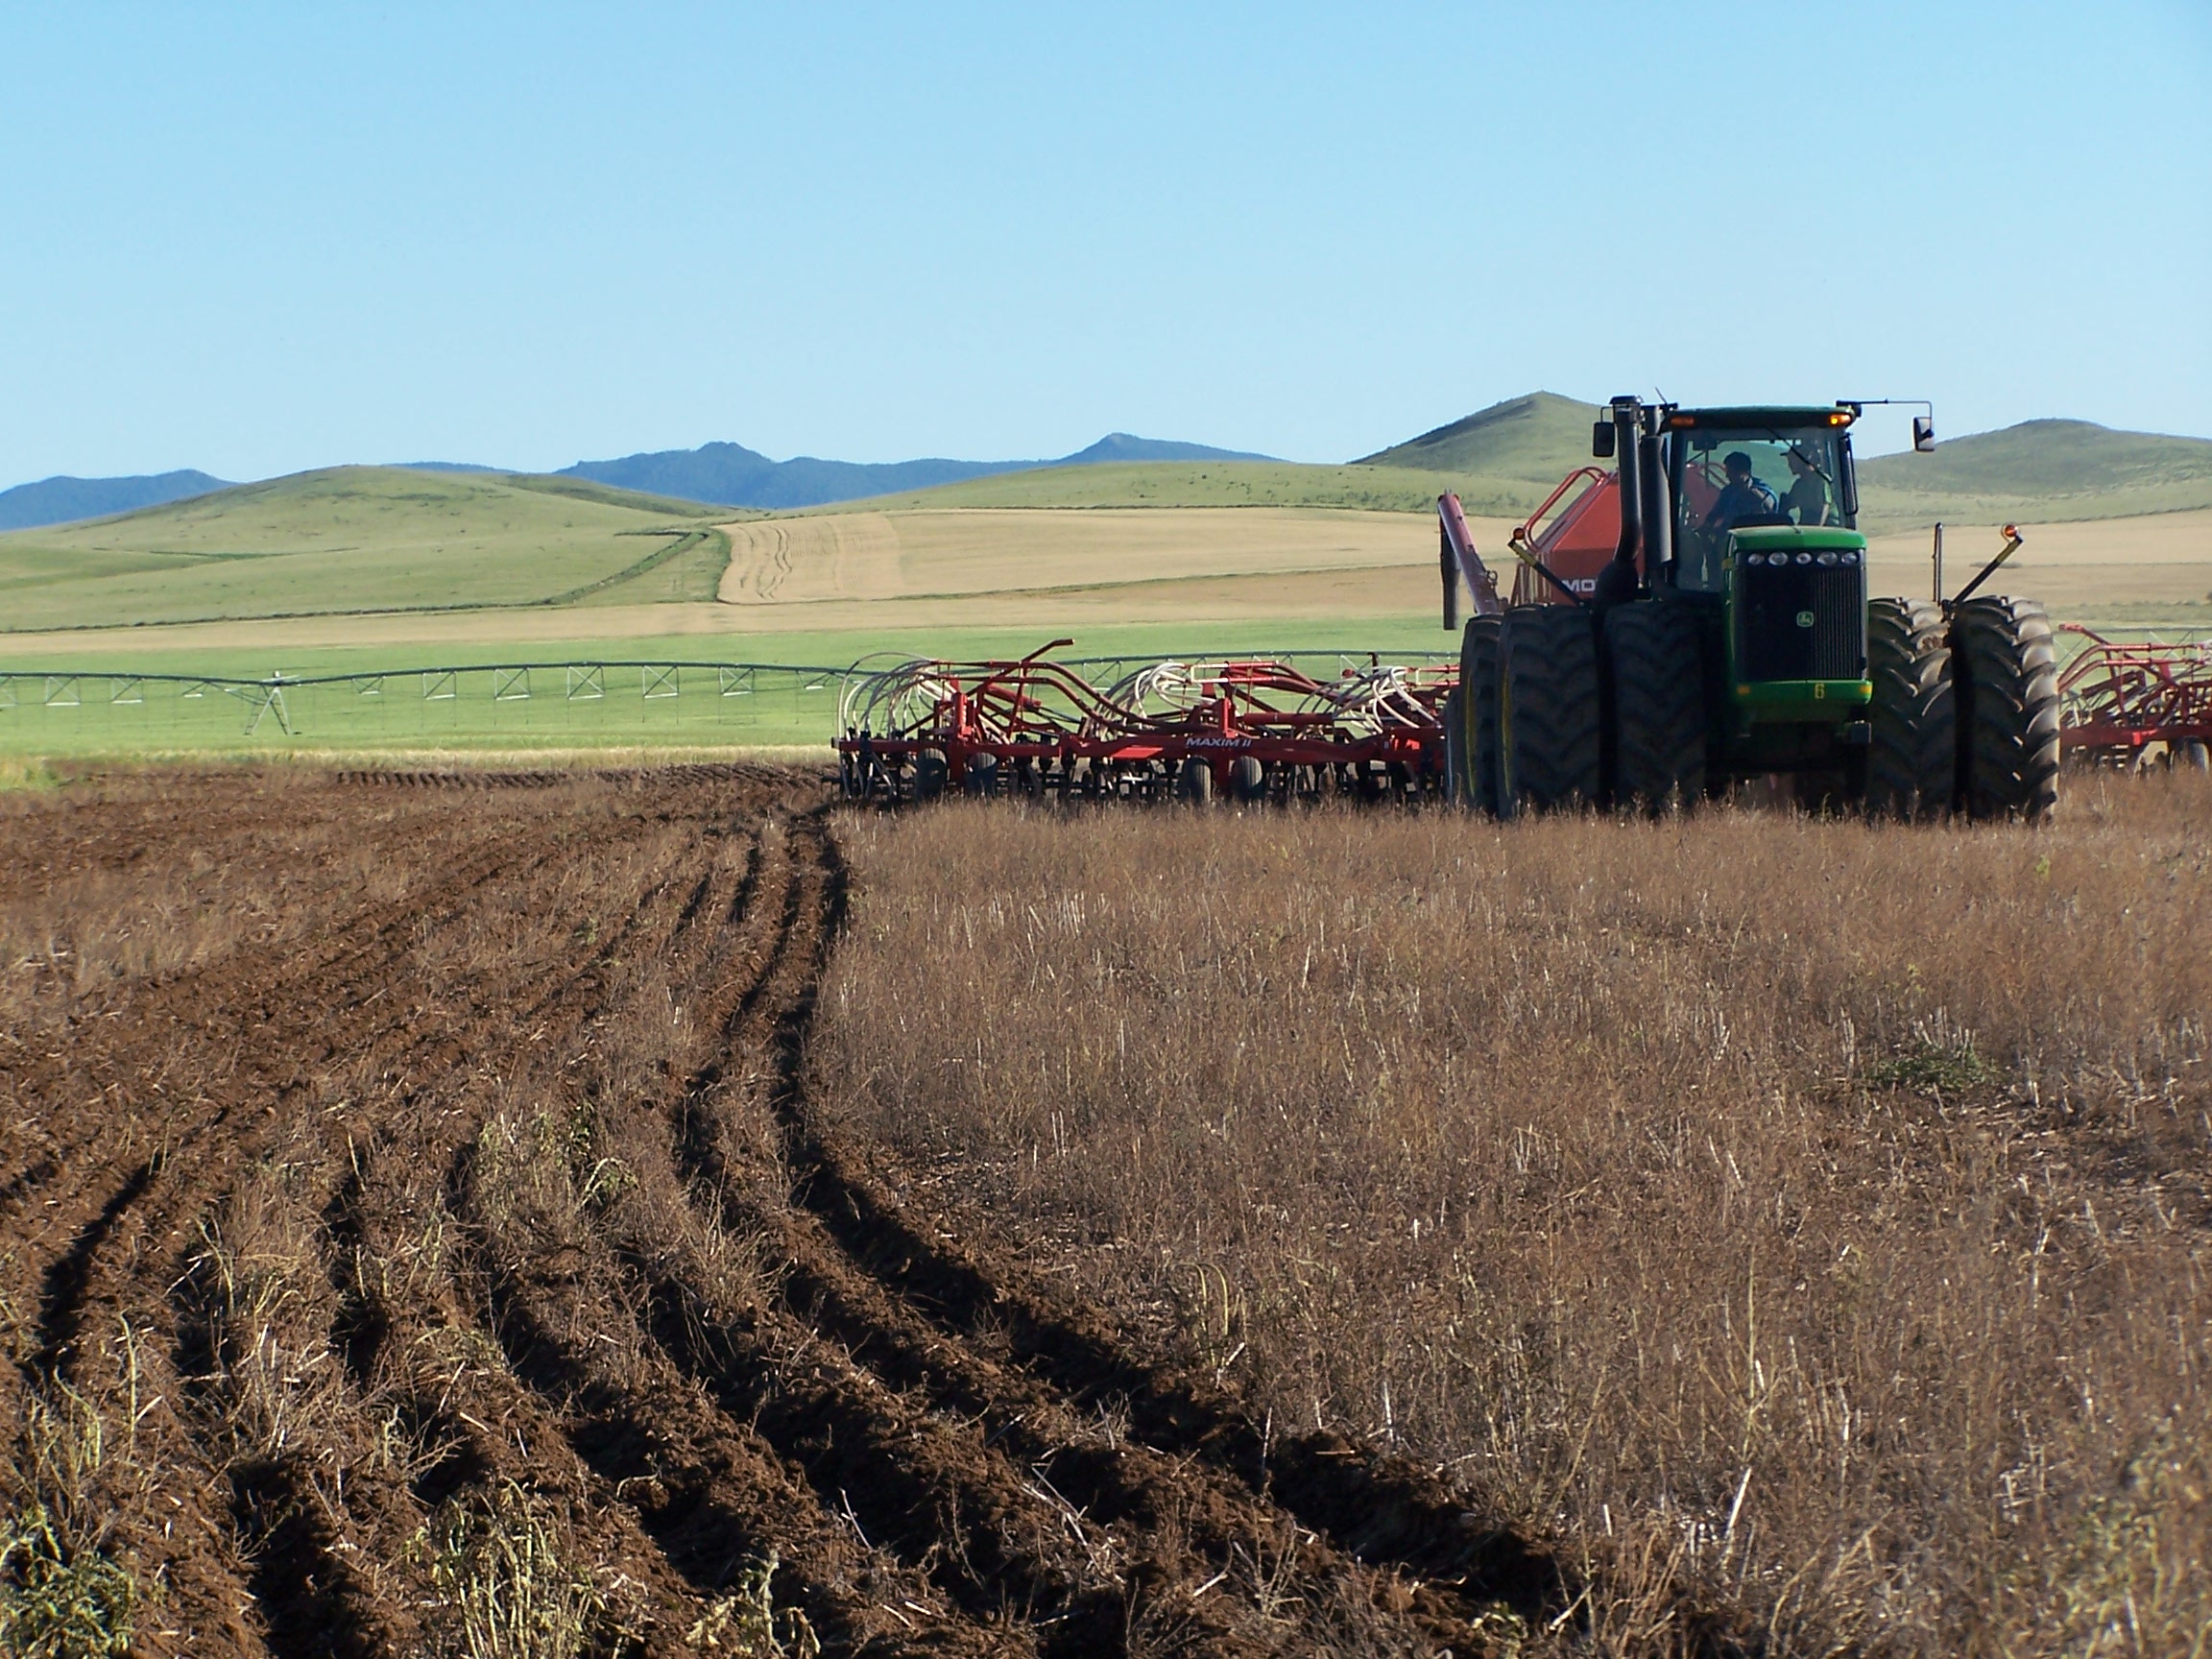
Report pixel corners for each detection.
[1783,446,1838,526]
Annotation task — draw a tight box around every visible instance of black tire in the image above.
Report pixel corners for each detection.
[1175,755,1214,805]
[911,751,948,802]
[962,755,998,798]
[1498,606,1600,815]
[1605,602,1707,811]
[1229,754,1266,803]
[1952,596,2060,821]
[1863,597,1955,820]
[1458,614,1503,816]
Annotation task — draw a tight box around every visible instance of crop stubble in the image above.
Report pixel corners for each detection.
[0,766,1538,1658]
[816,783,2212,1655]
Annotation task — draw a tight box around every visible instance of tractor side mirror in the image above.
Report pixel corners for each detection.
[1912,414,1936,453]
[1592,421,1616,459]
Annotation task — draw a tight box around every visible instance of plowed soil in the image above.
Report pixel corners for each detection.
[1,766,1551,1657]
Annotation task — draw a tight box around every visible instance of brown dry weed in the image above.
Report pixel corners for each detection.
[816,774,2212,1655]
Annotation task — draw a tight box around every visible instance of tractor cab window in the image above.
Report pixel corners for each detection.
[1672,428,1848,590]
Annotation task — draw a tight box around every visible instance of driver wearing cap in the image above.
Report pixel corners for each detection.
[1702,450,1779,532]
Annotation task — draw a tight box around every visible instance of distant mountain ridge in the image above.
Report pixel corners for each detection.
[558,433,1270,510]
[0,469,231,531]
[8,406,2206,533]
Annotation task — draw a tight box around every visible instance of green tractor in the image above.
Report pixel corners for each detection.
[1438,397,2061,820]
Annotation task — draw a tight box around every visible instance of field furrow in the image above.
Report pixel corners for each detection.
[12,764,2193,1654]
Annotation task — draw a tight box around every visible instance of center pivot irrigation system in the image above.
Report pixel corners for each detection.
[837,396,2207,813]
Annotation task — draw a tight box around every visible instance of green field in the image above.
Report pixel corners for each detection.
[0,617,1460,757]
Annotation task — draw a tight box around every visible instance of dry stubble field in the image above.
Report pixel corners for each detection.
[0,765,2204,1658]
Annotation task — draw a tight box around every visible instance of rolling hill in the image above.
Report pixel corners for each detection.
[1355,391,1600,483]
[0,467,732,633]
[1857,419,2212,525]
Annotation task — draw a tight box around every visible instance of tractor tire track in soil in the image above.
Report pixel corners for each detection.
[0,766,1562,1657]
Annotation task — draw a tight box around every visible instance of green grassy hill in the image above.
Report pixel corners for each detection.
[1354,390,1600,481]
[1857,419,2212,526]
[0,467,737,633]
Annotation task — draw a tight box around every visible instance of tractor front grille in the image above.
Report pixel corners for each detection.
[1737,561,1865,682]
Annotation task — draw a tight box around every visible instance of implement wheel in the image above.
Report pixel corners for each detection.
[1229,755,1266,804]
[1175,756,1214,805]
[1457,614,1503,815]
[1863,598,1955,820]
[911,751,948,802]
[1952,596,2061,821]
[1498,606,1600,815]
[1605,602,1707,811]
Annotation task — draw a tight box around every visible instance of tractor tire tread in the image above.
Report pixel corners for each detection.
[1864,597,1955,820]
[1606,603,1707,811]
[1953,596,2061,821]
[1501,606,1600,812]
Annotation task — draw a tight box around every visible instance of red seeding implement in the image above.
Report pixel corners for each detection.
[835,640,1455,803]
[2057,626,2212,768]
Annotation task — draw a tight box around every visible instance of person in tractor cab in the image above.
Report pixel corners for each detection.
[1702,450,1779,533]
[1782,446,1838,526]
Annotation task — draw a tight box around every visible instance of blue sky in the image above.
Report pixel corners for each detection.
[1,2,2205,484]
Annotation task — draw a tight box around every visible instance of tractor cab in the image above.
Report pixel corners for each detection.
[1663,406,1860,591]
[1651,406,1873,740]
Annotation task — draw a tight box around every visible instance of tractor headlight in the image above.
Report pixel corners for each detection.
[1794,551,1814,565]
[1839,550,1859,565]
[1816,550,1839,566]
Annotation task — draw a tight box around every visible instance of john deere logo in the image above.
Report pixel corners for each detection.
[1795,609,1816,628]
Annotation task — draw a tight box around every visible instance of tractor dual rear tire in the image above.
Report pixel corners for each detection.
[1498,606,1600,815]
[1863,597,1955,821]
[1952,596,2061,821]
[1605,602,1707,811]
